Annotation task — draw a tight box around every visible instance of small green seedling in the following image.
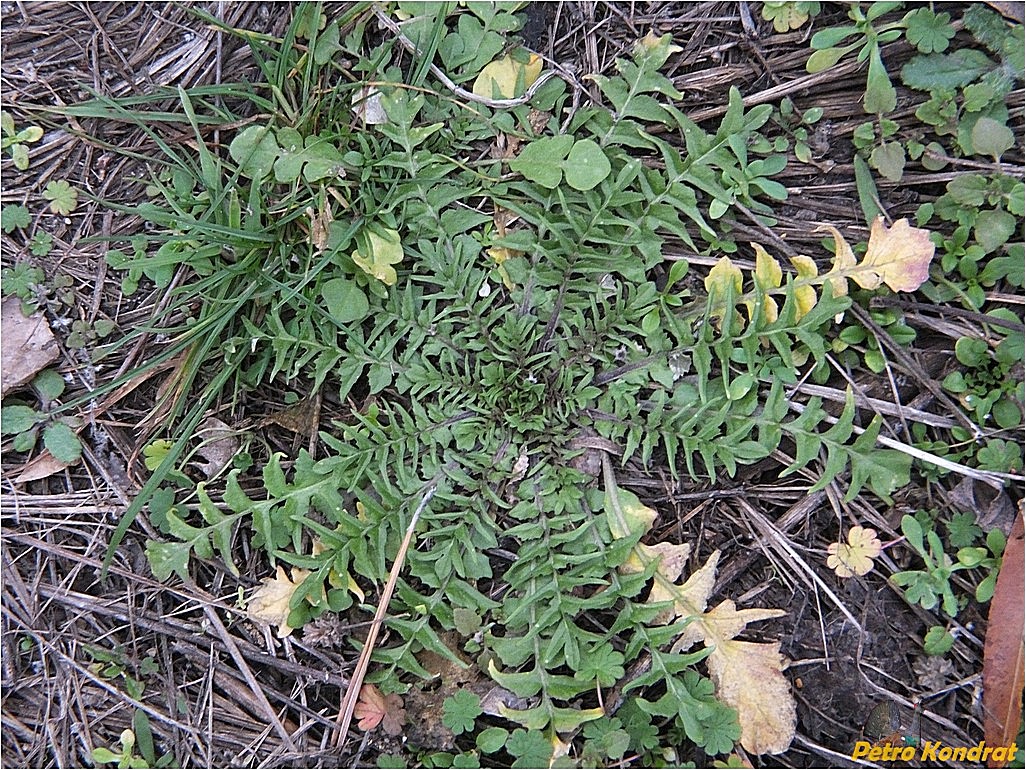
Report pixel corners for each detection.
[891,514,1005,616]
[1,111,43,170]
[1,369,82,465]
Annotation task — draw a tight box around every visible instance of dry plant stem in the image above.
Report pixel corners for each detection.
[847,303,984,440]
[332,484,438,749]
[735,497,864,633]
[181,577,299,752]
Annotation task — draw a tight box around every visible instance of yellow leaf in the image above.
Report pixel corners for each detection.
[707,639,797,754]
[637,31,683,55]
[705,256,743,321]
[752,244,783,290]
[472,53,542,100]
[659,549,720,634]
[746,244,782,324]
[826,525,882,578]
[816,225,856,301]
[857,216,936,292]
[353,226,404,286]
[622,541,691,579]
[485,246,517,290]
[658,549,796,754]
[677,600,785,648]
[248,565,309,638]
[604,483,657,540]
[788,256,818,320]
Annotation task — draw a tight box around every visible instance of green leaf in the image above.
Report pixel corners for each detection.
[853,154,883,225]
[506,729,553,768]
[900,50,994,91]
[903,8,954,53]
[806,44,853,74]
[441,691,482,735]
[228,125,280,179]
[974,209,1016,253]
[863,45,896,114]
[923,626,955,655]
[145,539,192,581]
[869,141,905,182]
[321,277,369,323]
[563,139,611,191]
[971,117,1015,159]
[43,421,82,463]
[1,405,44,435]
[32,368,65,401]
[313,21,340,65]
[509,135,574,188]
[476,727,509,753]
[143,439,174,471]
[273,129,344,183]
[42,180,78,215]
[1,204,30,233]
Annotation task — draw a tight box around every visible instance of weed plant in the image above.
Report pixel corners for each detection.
[30,2,1021,763]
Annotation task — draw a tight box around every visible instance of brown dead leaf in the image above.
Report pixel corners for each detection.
[261,396,320,435]
[248,565,309,638]
[1,296,60,397]
[354,683,406,736]
[193,417,239,478]
[14,450,71,483]
[983,505,1024,766]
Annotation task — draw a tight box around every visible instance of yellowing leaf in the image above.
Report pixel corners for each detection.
[789,255,818,320]
[746,244,783,324]
[707,639,797,754]
[656,547,719,630]
[856,216,935,292]
[472,53,542,100]
[817,225,856,302]
[603,483,657,540]
[353,226,404,285]
[603,469,796,753]
[622,541,691,580]
[827,525,882,578]
[705,256,743,321]
[248,565,309,638]
[684,599,785,648]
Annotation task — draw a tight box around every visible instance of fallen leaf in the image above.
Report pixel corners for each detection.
[14,450,71,483]
[248,565,309,638]
[1,296,60,397]
[306,196,334,253]
[352,86,388,125]
[472,52,542,100]
[354,683,406,735]
[262,396,320,435]
[826,526,882,578]
[983,505,1024,766]
[193,417,239,479]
